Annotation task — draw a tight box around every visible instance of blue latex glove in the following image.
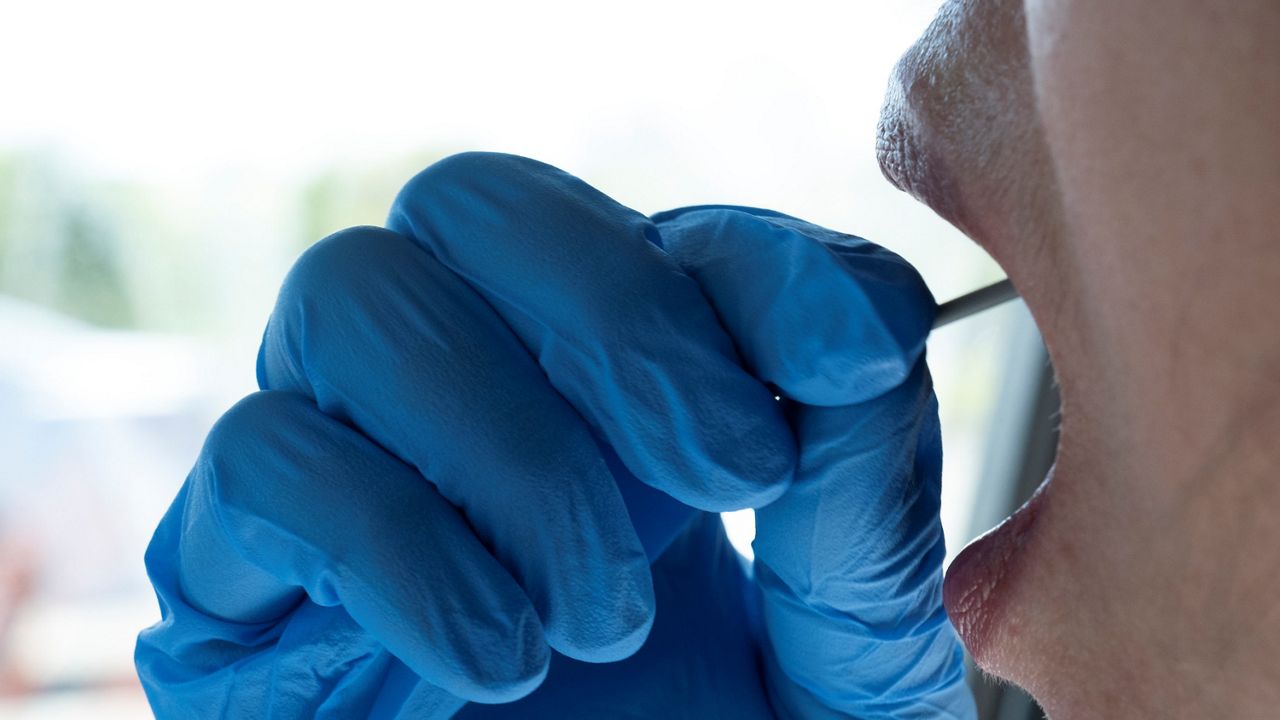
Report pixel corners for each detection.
[136,152,973,718]
[454,197,974,718]
[135,153,792,717]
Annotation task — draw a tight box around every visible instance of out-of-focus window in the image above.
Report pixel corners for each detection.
[0,2,1013,716]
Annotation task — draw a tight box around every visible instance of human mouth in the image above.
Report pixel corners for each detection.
[943,472,1051,663]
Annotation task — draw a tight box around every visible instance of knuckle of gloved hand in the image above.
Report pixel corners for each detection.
[267,225,421,382]
[389,151,597,271]
[392,150,536,216]
[279,225,409,313]
[200,391,309,510]
[264,225,414,389]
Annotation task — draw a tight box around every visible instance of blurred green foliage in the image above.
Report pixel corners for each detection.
[0,149,445,333]
[0,152,134,328]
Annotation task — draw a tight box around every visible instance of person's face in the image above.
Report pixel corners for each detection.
[878,0,1073,691]
[878,0,1078,693]
[878,1,1280,715]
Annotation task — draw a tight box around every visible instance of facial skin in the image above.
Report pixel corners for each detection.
[878,1,1280,717]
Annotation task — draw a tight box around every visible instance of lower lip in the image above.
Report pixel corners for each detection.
[943,478,1049,661]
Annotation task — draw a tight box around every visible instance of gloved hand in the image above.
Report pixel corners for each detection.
[134,152,793,718]
[452,200,974,719]
[136,152,973,718]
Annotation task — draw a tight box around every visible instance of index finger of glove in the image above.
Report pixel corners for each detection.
[386,153,794,512]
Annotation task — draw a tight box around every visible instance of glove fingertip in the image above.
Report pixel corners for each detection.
[457,650,551,706]
[547,591,655,665]
[668,418,795,513]
[427,600,552,705]
[658,206,935,406]
[711,450,795,512]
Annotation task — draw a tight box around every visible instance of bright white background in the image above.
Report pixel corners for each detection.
[0,2,1017,716]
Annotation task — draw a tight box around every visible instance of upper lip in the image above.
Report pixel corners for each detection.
[875,91,916,197]
[875,81,963,229]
